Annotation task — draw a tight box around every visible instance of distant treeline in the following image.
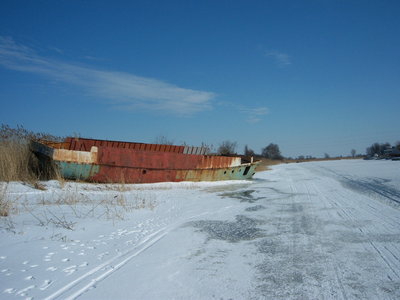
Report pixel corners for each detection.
[218,139,400,161]
[366,142,400,157]
[218,141,283,160]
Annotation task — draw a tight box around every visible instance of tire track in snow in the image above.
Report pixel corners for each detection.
[312,167,400,274]
[306,180,350,300]
[311,174,400,283]
[333,186,400,278]
[314,165,400,206]
[259,176,348,299]
[296,178,350,299]
[303,173,400,299]
[42,207,232,300]
[43,227,169,300]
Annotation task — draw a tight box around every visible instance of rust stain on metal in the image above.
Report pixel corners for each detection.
[32,137,259,184]
[64,137,189,154]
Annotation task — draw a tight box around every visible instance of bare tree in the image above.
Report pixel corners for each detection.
[154,135,174,145]
[244,145,255,156]
[381,143,391,153]
[218,140,237,156]
[366,142,391,156]
[351,149,356,158]
[200,142,213,154]
[262,143,283,160]
[367,143,378,156]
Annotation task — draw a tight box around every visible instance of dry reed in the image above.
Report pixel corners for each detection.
[0,124,63,183]
[0,140,39,182]
[0,183,10,216]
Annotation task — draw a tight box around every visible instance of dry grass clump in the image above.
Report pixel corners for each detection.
[0,124,62,183]
[31,184,156,226]
[0,183,21,218]
[0,140,38,182]
[0,183,10,217]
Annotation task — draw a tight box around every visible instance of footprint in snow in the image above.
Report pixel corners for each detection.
[63,265,77,275]
[3,288,16,294]
[44,252,55,261]
[39,279,53,290]
[1,269,12,276]
[97,252,109,260]
[46,266,57,271]
[79,262,88,267]
[24,275,35,280]
[16,284,35,296]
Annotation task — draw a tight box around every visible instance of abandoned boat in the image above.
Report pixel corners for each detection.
[31,137,260,184]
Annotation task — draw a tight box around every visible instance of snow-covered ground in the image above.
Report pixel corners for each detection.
[1,159,399,299]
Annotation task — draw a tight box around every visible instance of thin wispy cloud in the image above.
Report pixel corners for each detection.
[238,106,269,123]
[48,46,64,54]
[265,50,291,67]
[0,36,215,115]
[218,101,268,123]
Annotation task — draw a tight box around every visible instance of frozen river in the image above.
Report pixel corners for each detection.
[1,159,399,299]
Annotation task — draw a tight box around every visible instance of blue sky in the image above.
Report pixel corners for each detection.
[1,0,399,158]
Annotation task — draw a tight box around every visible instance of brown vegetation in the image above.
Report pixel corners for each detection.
[0,140,39,182]
[0,183,10,216]
[256,156,362,172]
[256,158,284,171]
[0,124,62,183]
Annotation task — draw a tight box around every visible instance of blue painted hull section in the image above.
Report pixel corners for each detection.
[56,162,100,181]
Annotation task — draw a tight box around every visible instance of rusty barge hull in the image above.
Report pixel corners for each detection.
[31,138,259,184]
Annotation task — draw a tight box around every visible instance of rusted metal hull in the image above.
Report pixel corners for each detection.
[31,138,259,184]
